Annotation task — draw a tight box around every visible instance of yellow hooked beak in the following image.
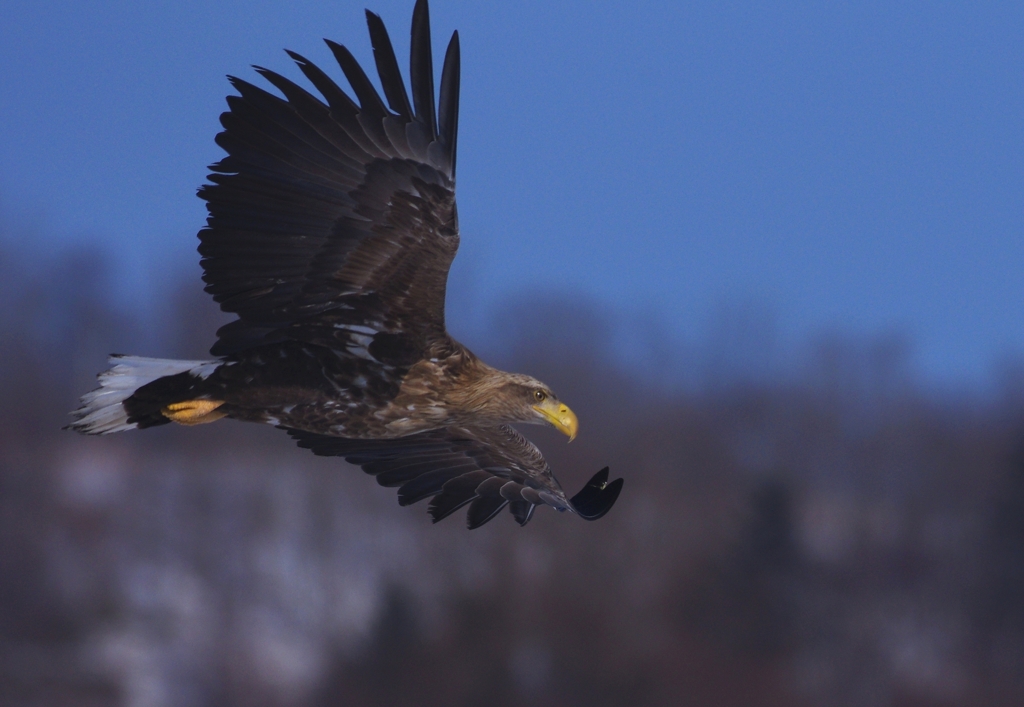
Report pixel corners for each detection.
[532,399,579,441]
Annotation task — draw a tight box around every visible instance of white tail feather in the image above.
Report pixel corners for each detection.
[68,355,221,435]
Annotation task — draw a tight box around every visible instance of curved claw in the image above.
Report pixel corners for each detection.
[568,467,624,521]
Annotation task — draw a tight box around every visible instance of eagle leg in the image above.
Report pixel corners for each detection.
[161,400,227,426]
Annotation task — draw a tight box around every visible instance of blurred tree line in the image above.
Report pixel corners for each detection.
[2,237,1024,707]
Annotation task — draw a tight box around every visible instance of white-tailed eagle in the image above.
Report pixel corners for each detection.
[69,0,623,529]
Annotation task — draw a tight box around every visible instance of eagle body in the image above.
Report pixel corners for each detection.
[69,0,622,528]
[123,337,534,440]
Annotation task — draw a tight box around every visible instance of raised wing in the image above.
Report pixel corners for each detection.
[286,425,624,529]
[198,0,461,357]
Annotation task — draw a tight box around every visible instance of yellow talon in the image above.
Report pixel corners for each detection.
[161,400,227,425]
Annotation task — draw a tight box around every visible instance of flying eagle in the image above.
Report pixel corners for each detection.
[68,0,622,529]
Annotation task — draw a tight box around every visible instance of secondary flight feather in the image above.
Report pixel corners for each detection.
[68,0,623,528]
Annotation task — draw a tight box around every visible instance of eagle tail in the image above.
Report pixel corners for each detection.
[66,355,223,435]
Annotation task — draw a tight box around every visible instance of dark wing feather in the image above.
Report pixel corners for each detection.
[568,467,624,521]
[409,0,437,140]
[365,11,413,120]
[428,471,492,522]
[436,31,460,177]
[466,480,510,529]
[508,500,536,526]
[199,0,461,357]
[286,425,622,528]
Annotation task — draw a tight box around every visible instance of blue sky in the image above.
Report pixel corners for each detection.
[2,1,1022,388]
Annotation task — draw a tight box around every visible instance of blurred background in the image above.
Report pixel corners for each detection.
[2,1,1024,705]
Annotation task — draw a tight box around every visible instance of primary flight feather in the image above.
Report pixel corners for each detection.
[68,0,622,528]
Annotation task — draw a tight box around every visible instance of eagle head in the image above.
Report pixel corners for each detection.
[486,373,579,441]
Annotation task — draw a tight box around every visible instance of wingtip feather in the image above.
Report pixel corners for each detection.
[365,8,414,119]
[569,467,624,521]
[409,0,437,139]
[438,30,460,177]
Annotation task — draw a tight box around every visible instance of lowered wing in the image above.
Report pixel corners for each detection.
[286,424,624,529]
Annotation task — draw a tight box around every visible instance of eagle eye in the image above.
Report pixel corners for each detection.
[534,390,547,402]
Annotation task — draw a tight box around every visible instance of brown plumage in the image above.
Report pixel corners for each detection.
[68,0,622,528]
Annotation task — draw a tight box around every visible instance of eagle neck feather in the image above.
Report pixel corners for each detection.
[442,356,533,423]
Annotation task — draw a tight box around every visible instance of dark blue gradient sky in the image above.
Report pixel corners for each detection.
[2,1,1022,387]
